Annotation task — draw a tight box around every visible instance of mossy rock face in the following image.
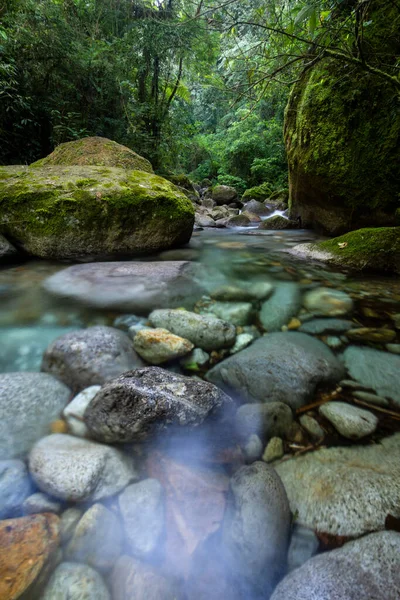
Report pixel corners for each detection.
[242,183,273,201]
[284,8,400,235]
[31,137,154,174]
[291,227,400,274]
[0,165,194,259]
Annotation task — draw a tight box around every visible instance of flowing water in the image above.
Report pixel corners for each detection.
[1,227,400,598]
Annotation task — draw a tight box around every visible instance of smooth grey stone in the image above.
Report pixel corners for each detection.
[262,437,284,462]
[287,525,319,572]
[149,308,236,351]
[0,326,76,372]
[342,345,400,406]
[111,555,179,600]
[299,318,355,335]
[195,214,216,228]
[339,379,374,391]
[222,462,291,598]
[41,326,144,393]
[324,335,343,349]
[113,314,145,332]
[196,300,253,326]
[352,390,389,407]
[275,433,400,536]
[180,347,210,368]
[60,508,83,543]
[235,403,293,442]
[260,282,301,332]
[41,562,110,600]
[271,531,400,600]
[119,479,165,558]
[84,367,234,443]
[320,402,378,439]
[207,332,345,410]
[299,415,325,439]
[0,372,70,459]
[303,287,353,316]
[0,459,32,518]
[66,503,123,571]
[43,261,205,314]
[230,332,254,354]
[23,492,62,515]
[29,434,137,502]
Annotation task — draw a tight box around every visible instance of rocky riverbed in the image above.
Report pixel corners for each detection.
[1,228,400,599]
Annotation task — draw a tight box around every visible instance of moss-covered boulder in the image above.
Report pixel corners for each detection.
[242,183,273,201]
[0,166,194,259]
[290,227,400,274]
[284,8,400,235]
[31,137,153,173]
[259,216,297,230]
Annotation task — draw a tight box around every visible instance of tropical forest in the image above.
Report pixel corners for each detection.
[0,1,399,599]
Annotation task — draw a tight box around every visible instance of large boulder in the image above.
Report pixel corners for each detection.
[41,326,144,393]
[212,185,238,205]
[206,332,345,410]
[0,372,71,459]
[271,531,400,600]
[43,261,206,313]
[84,367,234,443]
[31,136,153,173]
[275,433,400,536]
[284,6,400,234]
[290,227,400,274]
[0,165,194,259]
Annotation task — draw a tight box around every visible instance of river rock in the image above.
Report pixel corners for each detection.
[60,508,83,544]
[132,328,194,364]
[225,214,251,227]
[0,234,17,260]
[149,309,236,351]
[41,562,111,600]
[0,372,71,459]
[0,165,194,259]
[259,282,301,331]
[63,386,101,437]
[119,479,165,559]
[319,401,378,439]
[65,503,123,571]
[241,210,261,222]
[352,390,389,407]
[207,332,344,410]
[303,287,353,316]
[287,525,319,573]
[29,434,137,502]
[270,531,400,600]
[235,403,293,442]
[262,437,284,462]
[41,326,144,393]
[298,318,355,335]
[0,513,59,600]
[196,299,253,327]
[43,261,205,313]
[0,460,32,519]
[111,555,179,600]
[84,367,234,443]
[221,462,291,597]
[342,345,400,406]
[275,433,400,536]
[259,215,297,230]
[243,200,271,216]
[212,185,238,204]
[210,281,273,302]
[23,492,62,515]
[195,214,216,228]
[299,414,325,439]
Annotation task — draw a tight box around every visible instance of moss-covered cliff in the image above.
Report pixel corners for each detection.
[284,7,400,235]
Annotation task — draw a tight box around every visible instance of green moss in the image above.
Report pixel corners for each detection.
[242,183,273,200]
[0,165,194,258]
[315,227,400,272]
[30,137,154,174]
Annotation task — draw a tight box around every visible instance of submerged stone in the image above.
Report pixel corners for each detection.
[41,562,111,600]
[259,282,301,332]
[275,433,400,536]
[43,261,205,313]
[207,332,344,410]
[0,165,194,259]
